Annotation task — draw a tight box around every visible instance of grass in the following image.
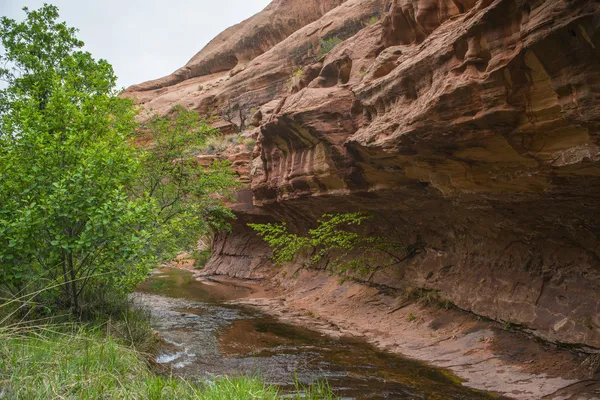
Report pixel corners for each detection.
[403,287,455,310]
[293,374,338,399]
[203,135,232,154]
[243,137,256,150]
[202,134,255,154]
[0,325,338,399]
[0,290,339,399]
[0,328,164,399]
[0,330,275,399]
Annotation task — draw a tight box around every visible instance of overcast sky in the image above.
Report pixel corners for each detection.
[1,0,272,89]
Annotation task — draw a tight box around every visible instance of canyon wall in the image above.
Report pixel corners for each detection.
[125,0,600,350]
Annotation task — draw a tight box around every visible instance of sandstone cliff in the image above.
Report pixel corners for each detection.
[125,0,600,354]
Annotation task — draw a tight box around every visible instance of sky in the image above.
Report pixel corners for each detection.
[0,0,272,89]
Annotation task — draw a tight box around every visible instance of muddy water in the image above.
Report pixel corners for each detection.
[134,267,499,399]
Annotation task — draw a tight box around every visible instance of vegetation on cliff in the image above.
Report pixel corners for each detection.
[249,213,406,277]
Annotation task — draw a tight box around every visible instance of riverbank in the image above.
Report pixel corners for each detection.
[134,267,497,399]
[184,261,600,399]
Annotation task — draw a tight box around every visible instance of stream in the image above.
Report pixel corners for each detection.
[134,267,499,399]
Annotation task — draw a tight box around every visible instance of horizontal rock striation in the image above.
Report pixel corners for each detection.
[128,0,600,350]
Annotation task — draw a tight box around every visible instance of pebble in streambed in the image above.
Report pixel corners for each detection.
[133,267,504,400]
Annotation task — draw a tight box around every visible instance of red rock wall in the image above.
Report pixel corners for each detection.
[127,0,600,349]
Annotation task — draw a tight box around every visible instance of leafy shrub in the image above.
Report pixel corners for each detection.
[403,287,455,310]
[191,249,211,269]
[243,138,257,150]
[202,134,249,154]
[0,5,156,311]
[365,16,379,25]
[0,6,239,314]
[203,136,230,154]
[291,67,304,79]
[318,36,343,57]
[287,67,305,92]
[249,213,404,276]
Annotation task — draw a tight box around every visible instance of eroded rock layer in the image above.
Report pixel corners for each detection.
[126,0,600,350]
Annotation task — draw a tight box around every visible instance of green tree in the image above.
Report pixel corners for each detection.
[0,5,147,311]
[137,106,239,262]
[0,5,239,313]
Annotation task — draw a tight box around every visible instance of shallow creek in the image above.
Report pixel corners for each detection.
[134,267,500,399]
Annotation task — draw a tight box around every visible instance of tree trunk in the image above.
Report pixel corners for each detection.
[67,252,79,312]
[61,251,72,309]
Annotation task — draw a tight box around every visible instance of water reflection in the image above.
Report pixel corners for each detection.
[135,267,500,400]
